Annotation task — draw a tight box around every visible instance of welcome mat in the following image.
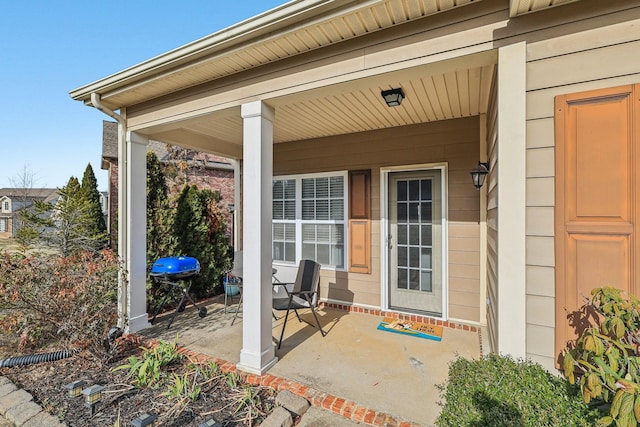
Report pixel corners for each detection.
[377,317,443,341]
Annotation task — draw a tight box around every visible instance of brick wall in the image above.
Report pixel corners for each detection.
[106,161,234,249]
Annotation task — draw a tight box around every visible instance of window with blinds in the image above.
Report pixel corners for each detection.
[273,179,296,262]
[272,173,347,269]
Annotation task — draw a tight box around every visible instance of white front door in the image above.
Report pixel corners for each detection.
[388,170,444,316]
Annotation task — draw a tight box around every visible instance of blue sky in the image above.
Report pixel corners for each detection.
[0,0,286,191]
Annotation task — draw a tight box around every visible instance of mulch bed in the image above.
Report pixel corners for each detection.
[0,336,276,426]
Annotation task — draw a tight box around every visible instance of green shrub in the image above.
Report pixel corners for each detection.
[436,353,598,427]
[0,250,119,358]
[562,287,640,427]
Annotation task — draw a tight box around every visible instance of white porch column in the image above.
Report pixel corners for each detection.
[124,131,150,333]
[496,42,526,357]
[237,101,278,374]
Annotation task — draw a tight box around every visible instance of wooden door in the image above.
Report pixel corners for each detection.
[555,84,640,357]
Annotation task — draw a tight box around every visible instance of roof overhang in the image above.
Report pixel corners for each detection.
[71,0,499,111]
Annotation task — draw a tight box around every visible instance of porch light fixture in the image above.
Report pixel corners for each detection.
[131,413,157,427]
[64,380,87,398]
[470,161,490,190]
[381,88,404,107]
[82,384,104,416]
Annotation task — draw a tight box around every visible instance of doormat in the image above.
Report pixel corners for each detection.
[377,317,443,341]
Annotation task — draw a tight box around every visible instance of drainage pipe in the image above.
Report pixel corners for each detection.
[90,92,129,331]
[0,349,78,368]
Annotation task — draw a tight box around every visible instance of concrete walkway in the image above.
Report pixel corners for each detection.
[145,296,482,426]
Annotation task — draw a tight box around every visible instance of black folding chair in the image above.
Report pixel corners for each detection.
[272,259,326,349]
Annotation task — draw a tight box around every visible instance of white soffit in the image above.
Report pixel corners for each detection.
[509,0,582,17]
[70,0,483,109]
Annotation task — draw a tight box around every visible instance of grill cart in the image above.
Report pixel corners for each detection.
[149,256,207,329]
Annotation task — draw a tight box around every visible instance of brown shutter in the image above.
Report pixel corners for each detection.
[555,84,640,360]
[349,170,371,273]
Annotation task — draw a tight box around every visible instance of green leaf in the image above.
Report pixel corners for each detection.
[612,390,625,418]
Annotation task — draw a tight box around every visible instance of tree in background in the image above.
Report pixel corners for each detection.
[174,185,231,297]
[147,152,176,269]
[8,165,39,238]
[17,175,106,256]
[79,163,107,248]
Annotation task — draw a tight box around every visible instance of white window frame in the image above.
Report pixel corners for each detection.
[0,218,6,232]
[2,200,8,212]
[273,171,349,271]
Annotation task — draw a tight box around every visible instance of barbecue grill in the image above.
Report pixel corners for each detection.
[149,256,207,329]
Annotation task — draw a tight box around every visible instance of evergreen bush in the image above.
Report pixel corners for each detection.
[174,185,231,297]
[436,353,598,427]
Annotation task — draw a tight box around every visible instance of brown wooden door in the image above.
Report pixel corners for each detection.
[555,84,640,358]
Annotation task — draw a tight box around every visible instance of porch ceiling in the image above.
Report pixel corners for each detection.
[150,60,497,155]
[140,49,496,160]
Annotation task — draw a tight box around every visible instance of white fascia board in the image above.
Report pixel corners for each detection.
[69,0,355,102]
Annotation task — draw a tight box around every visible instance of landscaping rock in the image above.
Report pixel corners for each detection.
[0,379,17,401]
[0,389,32,416]
[6,400,40,426]
[259,406,293,427]
[275,390,310,417]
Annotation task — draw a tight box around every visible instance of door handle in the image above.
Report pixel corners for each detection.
[387,234,393,250]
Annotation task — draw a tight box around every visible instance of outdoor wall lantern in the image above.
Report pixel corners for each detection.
[381,88,405,107]
[470,161,490,190]
[82,384,104,416]
[131,413,158,427]
[198,418,222,427]
[64,380,87,398]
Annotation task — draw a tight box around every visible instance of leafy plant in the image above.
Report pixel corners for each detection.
[436,353,597,427]
[165,371,203,402]
[223,371,239,389]
[228,385,274,425]
[562,287,640,426]
[112,339,183,388]
[0,250,119,358]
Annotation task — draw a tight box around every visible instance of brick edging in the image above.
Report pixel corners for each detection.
[135,334,423,427]
[319,302,479,333]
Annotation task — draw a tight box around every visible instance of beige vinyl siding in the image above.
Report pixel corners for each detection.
[485,68,499,353]
[524,10,640,371]
[274,117,481,321]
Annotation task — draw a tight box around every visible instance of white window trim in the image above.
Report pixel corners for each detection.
[380,163,448,320]
[273,170,349,271]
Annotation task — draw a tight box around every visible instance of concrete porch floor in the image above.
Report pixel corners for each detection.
[142,296,481,427]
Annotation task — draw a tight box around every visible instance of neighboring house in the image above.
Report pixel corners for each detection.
[101,121,235,248]
[99,191,108,221]
[71,0,640,375]
[0,188,59,238]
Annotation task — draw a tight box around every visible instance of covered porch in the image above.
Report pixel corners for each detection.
[70,0,528,397]
[143,297,481,426]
